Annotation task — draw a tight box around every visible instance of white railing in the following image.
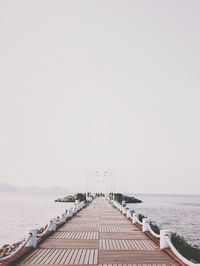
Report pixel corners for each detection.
[132,213,143,225]
[163,233,200,266]
[111,199,200,266]
[142,218,160,238]
[0,200,86,263]
[0,234,31,262]
[37,222,52,237]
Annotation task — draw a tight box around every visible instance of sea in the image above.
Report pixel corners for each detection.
[128,194,200,247]
[0,192,199,247]
[0,192,73,246]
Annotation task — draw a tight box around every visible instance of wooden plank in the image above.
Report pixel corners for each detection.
[98,264,179,266]
[64,249,75,264]
[94,249,98,264]
[42,249,60,264]
[89,249,94,264]
[62,223,98,228]
[68,220,99,223]
[69,249,79,264]
[38,249,57,264]
[100,240,158,250]
[73,249,83,264]
[100,225,134,233]
[20,249,44,264]
[40,239,99,249]
[100,232,147,240]
[99,250,178,264]
[59,249,71,264]
[58,226,99,232]
[79,248,87,264]
[48,249,64,264]
[100,220,131,224]
[29,249,52,264]
[84,249,91,264]
[52,249,66,264]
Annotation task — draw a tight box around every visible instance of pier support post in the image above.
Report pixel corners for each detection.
[49,218,57,232]
[142,218,149,232]
[160,229,172,249]
[27,229,37,248]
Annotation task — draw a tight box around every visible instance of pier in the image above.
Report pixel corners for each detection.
[6,197,186,265]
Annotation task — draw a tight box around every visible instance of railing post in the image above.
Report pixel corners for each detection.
[67,207,71,217]
[65,209,69,219]
[49,218,57,232]
[123,207,126,215]
[142,218,149,232]
[126,209,131,218]
[61,213,67,223]
[70,206,74,216]
[27,229,37,248]
[132,213,137,224]
[69,207,72,217]
[160,229,171,249]
[76,203,79,211]
[78,203,80,211]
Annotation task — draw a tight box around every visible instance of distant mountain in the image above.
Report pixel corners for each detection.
[0,183,69,195]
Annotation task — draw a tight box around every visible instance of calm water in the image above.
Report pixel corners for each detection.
[0,192,73,246]
[128,194,200,247]
[0,193,199,247]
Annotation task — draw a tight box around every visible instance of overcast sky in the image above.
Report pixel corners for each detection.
[0,1,200,194]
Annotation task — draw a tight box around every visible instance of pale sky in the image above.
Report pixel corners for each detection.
[0,1,200,194]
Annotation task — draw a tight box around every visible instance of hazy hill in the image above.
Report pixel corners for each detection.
[0,183,69,196]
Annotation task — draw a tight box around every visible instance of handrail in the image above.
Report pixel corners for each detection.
[134,214,143,225]
[37,222,51,237]
[0,234,31,262]
[165,234,200,266]
[145,222,160,238]
[0,200,87,263]
[55,216,62,225]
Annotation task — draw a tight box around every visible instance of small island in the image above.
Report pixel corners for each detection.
[55,193,90,203]
[109,193,142,204]
[55,192,142,204]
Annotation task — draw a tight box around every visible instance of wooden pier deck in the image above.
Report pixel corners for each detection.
[17,198,180,266]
